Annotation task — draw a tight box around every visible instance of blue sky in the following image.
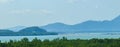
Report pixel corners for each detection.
[0,0,120,28]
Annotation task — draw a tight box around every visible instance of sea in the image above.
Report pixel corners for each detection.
[0,32,120,42]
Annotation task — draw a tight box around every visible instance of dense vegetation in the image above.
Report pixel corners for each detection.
[0,37,120,47]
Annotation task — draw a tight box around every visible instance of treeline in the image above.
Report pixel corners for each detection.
[0,37,120,47]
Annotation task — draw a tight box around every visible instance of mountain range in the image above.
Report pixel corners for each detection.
[40,15,120,33]
[5,15,120,34]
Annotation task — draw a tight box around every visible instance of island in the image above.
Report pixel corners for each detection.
[0,26,58,36]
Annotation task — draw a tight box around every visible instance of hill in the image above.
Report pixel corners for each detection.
[0,26,58,36]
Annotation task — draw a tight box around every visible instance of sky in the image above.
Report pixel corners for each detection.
[0,0,120,28]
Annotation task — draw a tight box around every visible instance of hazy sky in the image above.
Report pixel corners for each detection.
[0,0,120,28]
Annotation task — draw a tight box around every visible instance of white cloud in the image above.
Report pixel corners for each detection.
[0,0,14,4]
[40,9,53,14]
[10,9,31,14]
[9,9,53,15]
[95,5,99,8]
[66,0,88,3]
[66,0,79,3]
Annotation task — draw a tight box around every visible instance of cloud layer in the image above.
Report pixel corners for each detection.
[0,0,120,28]
[66,0,79,3]
[9,9,53,15]
[0,0,14,4]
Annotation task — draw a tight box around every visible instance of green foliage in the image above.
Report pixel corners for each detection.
[0,37,120,47]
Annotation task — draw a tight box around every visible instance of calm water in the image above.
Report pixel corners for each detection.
[0,33,120,42]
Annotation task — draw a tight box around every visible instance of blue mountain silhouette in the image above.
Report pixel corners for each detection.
[41,16,120,33]
[0,26,58,36]
[5,15,120,33]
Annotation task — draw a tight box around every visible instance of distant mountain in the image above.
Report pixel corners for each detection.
[19,26,47,33]
[41,15,120,33]
[8,26,26,32]
[3,15,120,34]
[41,23,74,33]
[0,26,58,36]
[0,30,15,36]
[18,26,57,36]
